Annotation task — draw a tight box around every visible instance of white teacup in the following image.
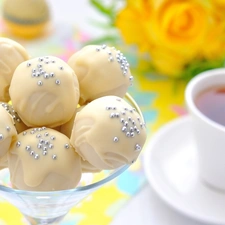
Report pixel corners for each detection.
[185,68,225,191]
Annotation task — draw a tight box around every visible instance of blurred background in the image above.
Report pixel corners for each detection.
[0,0,224,224]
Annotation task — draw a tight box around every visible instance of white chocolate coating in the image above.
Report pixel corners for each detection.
[70,96,147,170]
[9,56,80,128]
[0,154,8,170]
[68,45,133,105]
[8,128,82,191]
[0,37,29,102]
[81,159,102,173]
[0,106,17,169]
[0,102,29,133]
[57,105,84,138]
[57,105,101,173]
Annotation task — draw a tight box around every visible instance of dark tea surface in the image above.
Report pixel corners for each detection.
[195,86,225,126]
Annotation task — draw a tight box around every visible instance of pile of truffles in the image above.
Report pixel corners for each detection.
[0,38,147,191]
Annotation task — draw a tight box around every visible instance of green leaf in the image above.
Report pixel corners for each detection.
[88,19,115,29]
[89,0,114,16]
[179,58,225,82]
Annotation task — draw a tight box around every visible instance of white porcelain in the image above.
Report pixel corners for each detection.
[185,68,225,191]
[144,116,225,225]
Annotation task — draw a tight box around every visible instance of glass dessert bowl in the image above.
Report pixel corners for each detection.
[0,164,130,225]
[0,94,144,225]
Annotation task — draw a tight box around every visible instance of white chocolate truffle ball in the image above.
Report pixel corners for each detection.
[58,105,101,173]
[8,128,82,191]
[0,102,29,133]
[68,45,133,105]
[70,96,147,170]
[9,56,80,128]
[0,106,17,169]
[0,37,29,102]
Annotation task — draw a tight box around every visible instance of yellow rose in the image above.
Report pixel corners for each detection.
[200,1,225,59]
[211,0,225,8]
[145,0,213,59]
[149,47,187,77]
[200,17,225,59]
[116,0,153,52]
[116,0,225,77]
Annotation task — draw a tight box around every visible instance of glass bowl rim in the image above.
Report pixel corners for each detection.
[0,164,130,195]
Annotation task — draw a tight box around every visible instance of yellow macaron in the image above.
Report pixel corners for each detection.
[2,0,50,39]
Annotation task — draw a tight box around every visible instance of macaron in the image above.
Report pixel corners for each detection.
[2,0,50,39]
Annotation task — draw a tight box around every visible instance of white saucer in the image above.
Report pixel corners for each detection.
[144,115,225,225]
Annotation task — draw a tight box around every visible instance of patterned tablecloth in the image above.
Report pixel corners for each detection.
[0,17,187,225]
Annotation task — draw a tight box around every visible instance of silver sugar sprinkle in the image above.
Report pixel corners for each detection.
[34,154,39,159]
[113,137,119,142]
[30,151,34,156]
[64,144,70,149]
[122,126,127,132]
[55,79,61,85]
[135,144,141,151]
[44,73,49,79]
[102,44,107,49]
[110,113,116,118]
[108,56,114,62]
[37,81,43,86]
[26,146,31,151]
[43,151,47,155]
